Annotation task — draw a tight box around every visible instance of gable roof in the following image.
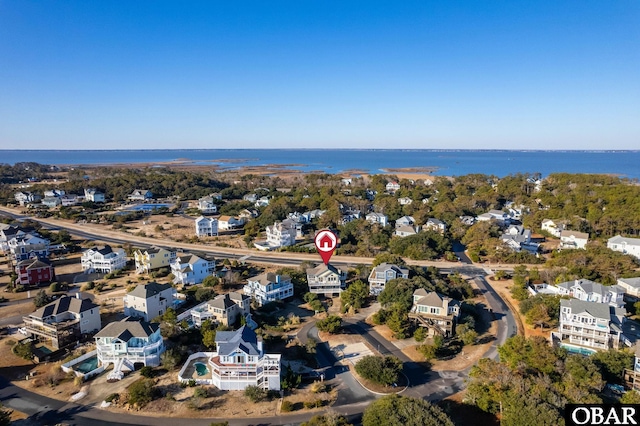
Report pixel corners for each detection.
[618,277,640,290]
[413,289,447,307]
[560,299,612,321]
[128,282,173,299]
[560,230,589,240]
[306,263,343,277]
[94,317,159,340]
[608,235,640,247]
[31,295,98,319]
[248,272,291,286]
[216,325,260,356]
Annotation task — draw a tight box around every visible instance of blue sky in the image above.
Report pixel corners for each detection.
[1,1,639,150]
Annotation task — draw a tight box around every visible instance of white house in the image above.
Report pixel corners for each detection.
[243,273,294,306]
[171,253,216,285]
[243,194,258,203]
[424,218,447,234]
[265,220,299,248]
[500,225,538,253]
[95,318,165,380]
[43,189,65,198]
[60,194,80,206]
[9,233,50,261]
[128,189,153,201]
[608,235,640,260]
[23,293,101,350]
[386,181,400,193]
[541,219,568,238]
[397,197,413,206]
[14,191,41,206]
[306,264,347,295]
[195,216,218,237]
[365,212,388,227]
[84,188,105,203]
[42,197,62,208]
[81,245,126,273]
[395,216,415,228]
[476,209,510,223]
[0,225,26,252]
[368,263,409,295]
[410,289,461,337]
[557,279,625,308]
[123,282,176,322]
[560,230,589,250]
[255,196,270,208]
[617,277,640,301]
[218,215,244,230]
[552,299,625,354]
[178,326,280,391]
[197,195,218,214]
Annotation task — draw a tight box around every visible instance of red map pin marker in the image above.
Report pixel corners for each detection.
[314,229,337,265]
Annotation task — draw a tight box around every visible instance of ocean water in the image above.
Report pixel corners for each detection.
[1,149,639,180]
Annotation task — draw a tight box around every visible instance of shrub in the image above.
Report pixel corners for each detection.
[139,366,154,378]
[413,327,427,342]
[418,344,438,360]
[193,387,208,398]
[188,379,196,387]
[13,341,33,360]
[303,400,316,409]
[355,355,402,386]
[105,393,120,403]
[244,385,267,402]
[309,381,325,393]
[316,315,341,334]
[281,400,294,412]
[127,378,156,407]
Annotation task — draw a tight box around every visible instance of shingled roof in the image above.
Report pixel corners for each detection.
[215,325,260,356]
[94,317,159,341]
[30,295,97,319]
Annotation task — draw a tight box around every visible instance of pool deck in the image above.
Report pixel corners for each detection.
[182,357,212,380]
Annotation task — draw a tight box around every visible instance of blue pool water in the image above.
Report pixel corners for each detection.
[75,356,99,374]
[194,362,209,376]
[124,203,173,212]
[562,345,596,356]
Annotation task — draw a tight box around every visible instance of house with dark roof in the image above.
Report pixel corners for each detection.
[306,264,346,295]
[557,279,625,308]
[187,292,250,327]
[81,245,126,273]
[178,326,280,390]
[8,233,50,261]
[23,294,100,350]
[170,252,216,285]
[15,257,55,286]
[123,282,176,322]
[409,289,461,337]
[127,189,153,201]
[95,317,165,380]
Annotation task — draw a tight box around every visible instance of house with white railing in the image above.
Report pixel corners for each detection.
[95,318,165,380]
[170,252,216,285]
[123,282,176,322]
[81,245,126,273]
[306,264,346,295]
[551,299,625,354]
[195,216,218,237]
[617,277,640,301]
[243,273,294,306]
[557,279,625,308]
[187,292,251,327]
[198,195,219,214]
[560,230,589,250]
[178,326,280,390]
[368,263,409,295]
[608,235,640,260]
[134,246,176,274]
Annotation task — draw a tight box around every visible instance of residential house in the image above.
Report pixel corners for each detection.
[243,273,294,306]
[243,194,258,203]
[187,292,251,327]
[398,197,413,205]
[386,181,400,193]
[218,215,243,230]
[179,326,280,390]
[424,218,446,234]
[341,178,352,186]
[368,263,409,295]
[128,189,153,201]
[560,230,589,250]
[306,264,346,295]
[395,225,420,237]
[624,347,640,392]
[552,299,625,353]
[409,289,461,337]
[43,189,65,198]
[557,279,625,308]
[195,216,219,237]
[500,225,539,253]
[0,225,27,251]
[239,209,259,221]
[459,215,476,226]
[23,293,101,350]
[84,188,105,203]
[171,252,216,285]
[81,245,126,273]
[8,233,49,261]
[123,282,176,322]
[616,277,640,301]
[14,191,41,206]
[255,196,270,208]
[395,216,416,228]
[263,220,299,248]
[15,257,55,286]
[541,219,568,238]
[608,235,640,260]
[365,212,388,227]
[95,317,165,379]
[60,194,80,206]
[134,246,176,274]
[476,209,510,224]
[197,195,218,214]
[41,197,62,208]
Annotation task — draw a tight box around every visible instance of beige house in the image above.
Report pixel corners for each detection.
[188,292,251,327]
[409,289,461,337]
[560,230,589,250]
[123,282,176,322]
[306,264,346,295]
[134,246,176,274]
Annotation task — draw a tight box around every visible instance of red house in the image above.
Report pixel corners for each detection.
[15,258,55,286]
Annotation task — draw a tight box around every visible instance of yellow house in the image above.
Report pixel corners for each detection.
[134,246,176,274]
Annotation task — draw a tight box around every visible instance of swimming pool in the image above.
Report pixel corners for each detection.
[75,355,99,374]
[562,344,596,356]
[124,203,173,212]
[194,362,209,376]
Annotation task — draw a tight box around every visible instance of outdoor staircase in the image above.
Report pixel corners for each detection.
[409,313,448,336]
[107,359,125,381]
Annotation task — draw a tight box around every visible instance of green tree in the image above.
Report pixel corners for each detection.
[301,412,352,426]
[33,289,50,308]
[362,394,454,426]
[202,275,219,287]
[127,378,156,407]
[195,287,216,302]
[244,385,267,402]
[316,315,341,334]
[355,355,403,386]
[0,403,11,426]
[202,329,216,350]
[591,349,634,384]
[340,280,368,311]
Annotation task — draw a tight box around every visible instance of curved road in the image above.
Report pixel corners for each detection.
[0,207,517,425]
